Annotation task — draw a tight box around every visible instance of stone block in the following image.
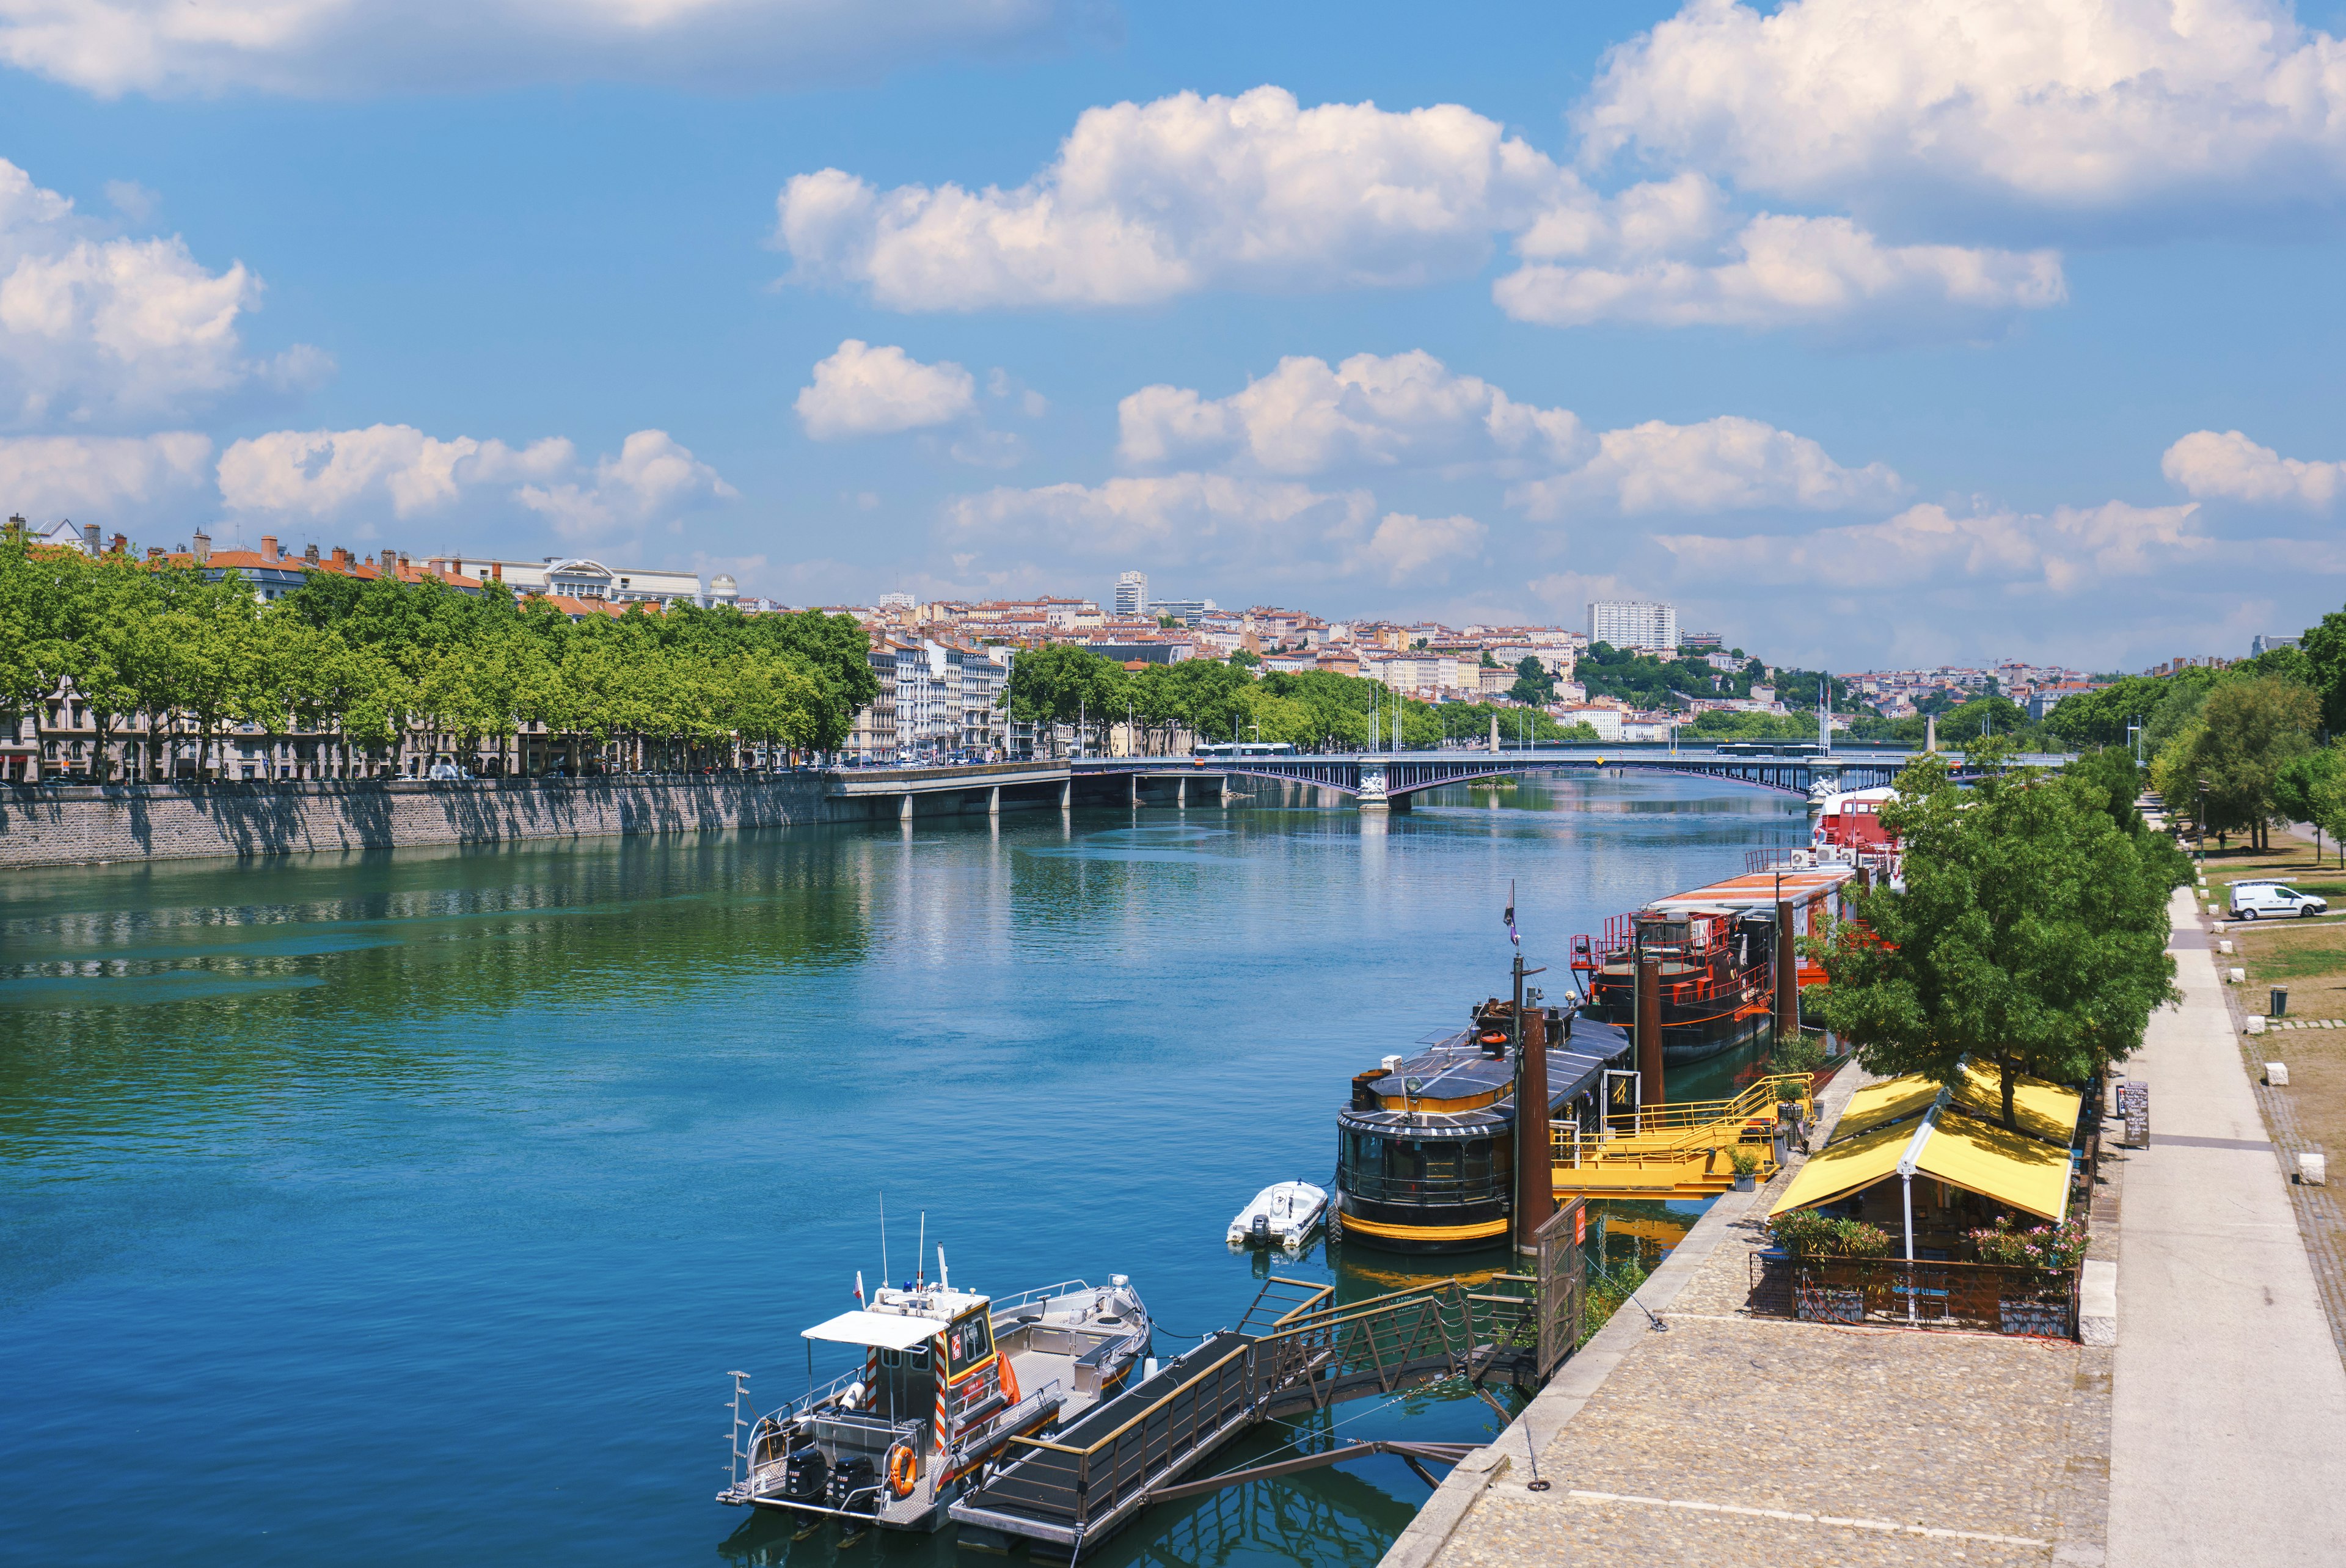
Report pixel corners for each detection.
[2247,1016,2267,1035]
[2079,1259,2118,1346]
[2266,1061,2288,1085]
[2300,1152,2328,1187]
[2229,967,2246,983]
[2219,939,2235,955]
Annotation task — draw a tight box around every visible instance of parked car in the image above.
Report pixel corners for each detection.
[2230,883,2329,919]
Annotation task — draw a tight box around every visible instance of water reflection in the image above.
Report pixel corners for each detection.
[1,771,1804,1568]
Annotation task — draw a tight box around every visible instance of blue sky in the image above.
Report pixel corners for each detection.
[5,0,2346,669]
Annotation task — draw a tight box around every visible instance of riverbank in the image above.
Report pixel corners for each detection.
[0,766,1060,867]
[1388,1057,2118,1568]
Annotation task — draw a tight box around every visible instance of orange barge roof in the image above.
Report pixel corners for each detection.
[1643,865,1854,912]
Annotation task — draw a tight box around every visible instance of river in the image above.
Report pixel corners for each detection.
[0,772,1807,1567]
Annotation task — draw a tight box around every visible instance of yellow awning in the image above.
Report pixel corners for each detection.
[1915,1114,2072,1222]
[1832,1074,1940,1143]
[1951,1062,2082,1148]
[1769,1118,1915,1217]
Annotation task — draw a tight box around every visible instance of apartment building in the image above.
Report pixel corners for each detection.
[1587,600,1677,655]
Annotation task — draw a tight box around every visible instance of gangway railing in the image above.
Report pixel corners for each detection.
[949,1233,1582,1561]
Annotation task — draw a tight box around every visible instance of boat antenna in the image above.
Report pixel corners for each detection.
[917,1211,926,1288]
[879,1192,890,1291]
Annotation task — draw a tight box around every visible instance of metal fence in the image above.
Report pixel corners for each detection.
[1747,1253,2080,1338]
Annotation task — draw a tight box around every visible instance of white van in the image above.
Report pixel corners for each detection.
[2229,883,2329,919]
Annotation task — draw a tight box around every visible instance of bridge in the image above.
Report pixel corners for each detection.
[1070,746,1945,806]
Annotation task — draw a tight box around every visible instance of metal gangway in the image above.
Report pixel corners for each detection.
[1549,1072,1816,1200]
[948,1207,1585,1559]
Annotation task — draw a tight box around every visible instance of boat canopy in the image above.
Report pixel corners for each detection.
[802,1310,943,1351]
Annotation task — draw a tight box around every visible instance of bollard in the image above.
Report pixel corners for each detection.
[2271,985,2289,1017]
[2219,939,2235,955]
[2266,1062,2289,1085]
[2247,1015,2267,1035]
[2229,967,2246,983]
[2300,1153,2328,1187]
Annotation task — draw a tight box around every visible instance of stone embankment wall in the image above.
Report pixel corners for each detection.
[0,775,891,868]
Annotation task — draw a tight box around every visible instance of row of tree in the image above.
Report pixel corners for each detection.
[1004,643,1601,754]
[0,537,879,778]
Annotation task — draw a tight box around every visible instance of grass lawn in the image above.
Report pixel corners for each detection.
[2202,828,2344,1297]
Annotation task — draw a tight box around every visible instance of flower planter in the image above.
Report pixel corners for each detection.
[1796,1285,1864,1324]
[1732,1173,1756,1191]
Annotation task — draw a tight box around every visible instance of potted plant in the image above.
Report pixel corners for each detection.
[1729,1148,1761,1191]
[1764,1211,1890,1323]
[1968,1216,2088,1335]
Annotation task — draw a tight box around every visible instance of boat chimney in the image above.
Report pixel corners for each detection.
[1775,900,1799,1052]
[1637,950,1665,1116]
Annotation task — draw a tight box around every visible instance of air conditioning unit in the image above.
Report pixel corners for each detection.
[1789,850,1813,868]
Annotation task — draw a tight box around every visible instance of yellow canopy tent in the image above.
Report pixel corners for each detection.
[1770,1067,2081,1246]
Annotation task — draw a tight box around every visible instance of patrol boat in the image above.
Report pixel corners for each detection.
[720,1263,1150,1533]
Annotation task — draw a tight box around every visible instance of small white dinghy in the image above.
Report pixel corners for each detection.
[1227,1181,1328,1250]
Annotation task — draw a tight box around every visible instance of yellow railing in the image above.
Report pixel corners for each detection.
[1550,1072,1811,1163]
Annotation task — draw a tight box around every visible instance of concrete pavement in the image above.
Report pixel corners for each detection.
[2106,886,2346,1567]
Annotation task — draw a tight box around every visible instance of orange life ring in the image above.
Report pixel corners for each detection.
[886,1441,918,1498]
[998,1356,1021,1407]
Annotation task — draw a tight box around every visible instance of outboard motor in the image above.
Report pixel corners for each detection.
[1251,1211,1270,1247]
[781,1445,827,1503]
[828,1454,879,1513]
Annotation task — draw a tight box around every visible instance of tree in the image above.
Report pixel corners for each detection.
[2153,676,2318,851]
[1811,756,2180,1129]
[1508,655,1555,706]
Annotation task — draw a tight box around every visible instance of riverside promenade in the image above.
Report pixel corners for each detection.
[1386,879,2346,1568]
[2107,885,2346,1567]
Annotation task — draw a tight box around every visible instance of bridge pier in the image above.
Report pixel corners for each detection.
[1130,775,1139,809]
[1058,779,1071,810]
[1176,777,1186,808]
[987,785,999,817]
[899,792,913,822]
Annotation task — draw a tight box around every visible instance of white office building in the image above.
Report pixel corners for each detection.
[1587,600,1678,655]
[1114,571,1149,619]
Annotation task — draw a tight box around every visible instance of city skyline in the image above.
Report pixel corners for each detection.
[4,2,2345,670]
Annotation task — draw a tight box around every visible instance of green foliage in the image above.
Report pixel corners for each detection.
[1810,755,2180,1128]
[1766,1211,1891,1259]
[1686,707,1816,741]
[0,539,859,776]
[1728,1147,1761,1177]
[1967,1215,2089,1270]
[1770,1030,1826,1075]
[2041,674,2169,749]
[2151,676,2319,848]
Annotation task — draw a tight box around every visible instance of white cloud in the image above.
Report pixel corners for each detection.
[778,85,2066,333]
[0,156,321,429]
[941,469,1494,587]
[795,338,976,440]
[1655,498,2210,592]
[0,429,209,519]
[777,86,1575,310]
[1511,414,1908,518]
[1117,351,1900,520]
[517,429,737,540]
[1118,350,1587,475]
[217,424,573,519]
[1495,213,2063,330]
[1579,0,2346,222]
[0,0,1080,97]
[1359,511,1487,583]
[2163,428,2344,509]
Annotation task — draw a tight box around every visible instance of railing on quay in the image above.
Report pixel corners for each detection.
[1555,1073,1813,1153]
[1746,1253,2080,1338]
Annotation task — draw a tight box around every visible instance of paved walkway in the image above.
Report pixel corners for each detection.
[2106,888,2346,1567]
[1391,1064,2114,1568]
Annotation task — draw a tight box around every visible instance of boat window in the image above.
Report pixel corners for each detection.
[908,1344,929,1368]
[1463,1139,1493,1184]
[1420,1143,1460,1181]
[945,1315,993,1379]
[882,1348,900,1368]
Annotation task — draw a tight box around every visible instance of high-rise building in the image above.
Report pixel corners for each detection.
[1587,600,1678,655]
[1114,571,1149,619]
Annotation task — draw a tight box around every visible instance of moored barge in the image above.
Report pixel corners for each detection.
[1333,993,1632,1253]
[1570,864,1856,1066]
